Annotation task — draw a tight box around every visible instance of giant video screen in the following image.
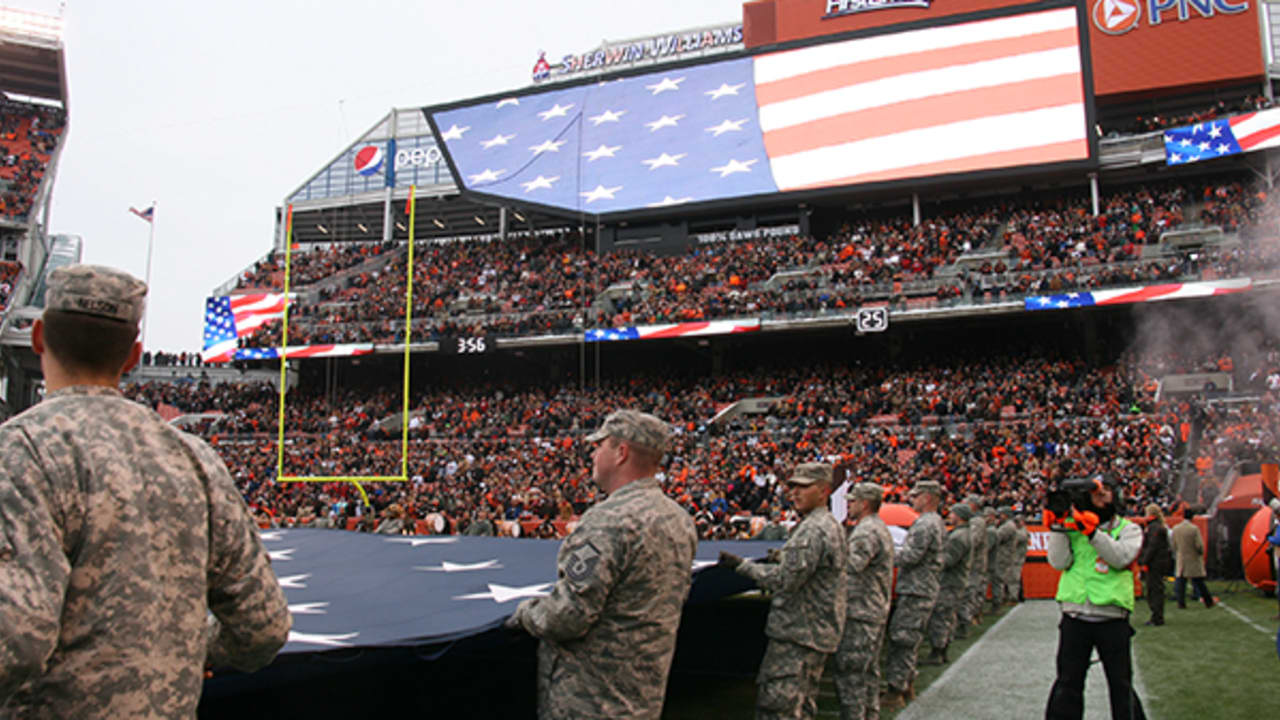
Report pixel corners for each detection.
[427,4,1092,216]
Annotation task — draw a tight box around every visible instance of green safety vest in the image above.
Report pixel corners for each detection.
[1054,519,1134,612]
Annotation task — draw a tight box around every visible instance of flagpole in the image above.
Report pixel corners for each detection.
[142,200,156,349]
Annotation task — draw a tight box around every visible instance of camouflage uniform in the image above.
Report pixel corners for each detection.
[964,502,988,624]
[995,511,1019,605]
[833,484,894,720]
[0,264,290,719]
[985,511,1001,609]
[737,485,847,720]
[1008,518,1031,602]
[511,475,696,719]
[883,490,944,696]
[926,505,972,654]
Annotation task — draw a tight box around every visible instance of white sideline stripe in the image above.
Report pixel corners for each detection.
[1218,600,1272,635]
[897,603,1024,717]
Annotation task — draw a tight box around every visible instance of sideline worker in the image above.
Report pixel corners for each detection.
[0,264,291,717]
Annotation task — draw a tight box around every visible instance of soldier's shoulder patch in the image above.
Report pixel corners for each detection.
[564,540,602,583]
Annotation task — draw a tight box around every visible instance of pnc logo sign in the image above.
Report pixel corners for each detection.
[1093,0,1250,35]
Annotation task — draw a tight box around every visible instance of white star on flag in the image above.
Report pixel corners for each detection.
[1198,141,1210,152]
[642,152,687,170]
[1169,153,1182,163]
[1056,301,1069,308]
[645,76,684,95]
[1192,123,1204,134]
[706,119,747,137]
[469,168,505,183]
[647,196,692,207]
[583,144,621,161]
[1208,124,1223,138]
[710,158,757,177]
[259,531,286,542]
[480,133,515,149]
[529,139,566,155]
[415,559,504,573]
[288,631,359,647]
[588,109,626,126]
[1216,143,1230,153]
[645,114,685,132]
[522,175,559,192]
[454,583,553,603]
[496,98,520,108]
[441,124,470,141]
[581,185,622,203]
[288,602,330,615]
[1179,138,1191,147]
[268,548,295,562]
[277,574,311,589]
[705,82,745,100]
[538,103,574,121]
[387,537,458,547]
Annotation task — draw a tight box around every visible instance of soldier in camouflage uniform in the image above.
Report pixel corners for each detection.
[833,482,894,720]
[722,463,847,720]
[508,409,697,720]
[881,481,945,711]
[923,502,973,666]
[985,507,1002,612]
[0,265,291,718]
[1008,512,1030,603]
[962,495,988,629]
[995,506,1020,608]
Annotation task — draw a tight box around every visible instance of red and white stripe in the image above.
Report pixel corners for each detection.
[637,319,761,339]
[753,7,1088,191]
[1229,108,1280,152]
[1093,278,1253,306]
[231,293,288,335]
[277,344,375,359]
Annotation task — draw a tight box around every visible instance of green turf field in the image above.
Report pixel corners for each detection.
[664,581,1279,719]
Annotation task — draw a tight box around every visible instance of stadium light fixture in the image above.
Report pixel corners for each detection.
[396,221,407,231]
[356,223,369,233]
[513,211,526,222]
[474,215,485,226]
[316,224,328,234]
[433,218,445,229]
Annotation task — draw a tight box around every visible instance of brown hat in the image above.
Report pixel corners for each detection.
[789,462,833,487]
[585,409,671,454]
[45,264,147,325]
[908,480,943,498]
[850,482,883,501]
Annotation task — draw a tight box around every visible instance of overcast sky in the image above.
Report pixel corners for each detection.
[16,0,746,351]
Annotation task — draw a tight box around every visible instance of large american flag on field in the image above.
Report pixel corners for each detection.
[430,7,1087,215]
[1163,108,1280,166]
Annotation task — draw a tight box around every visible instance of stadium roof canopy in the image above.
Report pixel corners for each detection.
[283,107,576,247]
[0,7,66,103]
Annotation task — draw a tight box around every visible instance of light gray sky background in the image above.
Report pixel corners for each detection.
[21,0,747,352]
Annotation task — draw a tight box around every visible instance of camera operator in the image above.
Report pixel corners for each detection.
[1044,475,1147,720]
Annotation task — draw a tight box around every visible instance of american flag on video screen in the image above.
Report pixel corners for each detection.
[202,293,287,363]
[431,7,1087,214]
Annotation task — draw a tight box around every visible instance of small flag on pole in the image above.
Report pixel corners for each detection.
[129,205,155,223]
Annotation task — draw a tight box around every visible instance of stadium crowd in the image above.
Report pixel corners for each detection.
[221,174,1280,352]
[122,339,1280,539]
[1101,94,1273,136]
[0,98,64,219]
[0,259,20,310]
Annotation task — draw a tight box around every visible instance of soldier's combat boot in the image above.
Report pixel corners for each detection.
[880,689,906,711]
[904,680,917,702]
[921,646,946,666]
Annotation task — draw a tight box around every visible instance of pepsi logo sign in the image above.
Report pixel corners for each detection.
[353,145,384,176]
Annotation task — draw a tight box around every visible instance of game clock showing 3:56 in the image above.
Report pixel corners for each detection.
[443,335,492,355]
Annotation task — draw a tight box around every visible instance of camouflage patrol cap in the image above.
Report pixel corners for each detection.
[908,480,943,498]
[999,505,1015,516]
[984,507,997,517]
[950,503,973,521]
[964,493,984,507]
[45,264,147,325]
[585,409,671,454]
[850,482,883,502]
[788,462,833,486]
